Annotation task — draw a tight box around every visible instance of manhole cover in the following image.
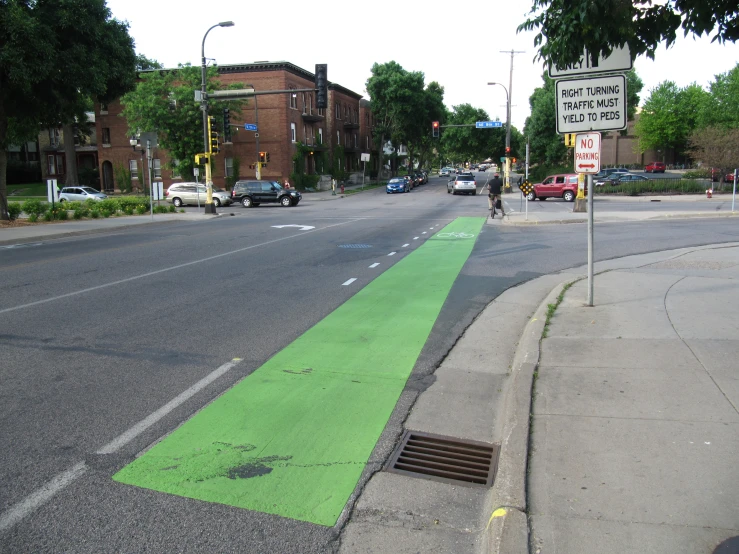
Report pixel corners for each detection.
[385,430,499,487]
[337,244,373,249]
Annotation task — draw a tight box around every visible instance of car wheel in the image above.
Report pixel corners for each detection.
[213,198,221,207]
[525,191,536,201]
[447,187,451,194]
[172,198,183,207]
[563,191,575,202]
[58,198,66,203]
[280,196,292,207]
[472,190,477,195]
[242,197,253,208]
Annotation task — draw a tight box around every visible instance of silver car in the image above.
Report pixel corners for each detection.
[166,183,233,207]
[447,173,477,195]
[58,186,108,202]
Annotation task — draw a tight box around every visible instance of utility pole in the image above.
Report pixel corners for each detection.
[500,49,524,191]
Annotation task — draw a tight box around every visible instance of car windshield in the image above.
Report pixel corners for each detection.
[457,175,475,181]
[389,178,404,183]
[80,187,99,193]
[271,181,283,190]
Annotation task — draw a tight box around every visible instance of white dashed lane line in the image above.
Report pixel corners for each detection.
[402,243,410,248]
[388,252,396,256]
[369,263,380,268]
[342,278,357,286]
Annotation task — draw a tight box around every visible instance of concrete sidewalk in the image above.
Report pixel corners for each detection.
[525,243,739,554]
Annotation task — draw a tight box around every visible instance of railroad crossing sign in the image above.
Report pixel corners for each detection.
[519,180,534,197]
[574,132,601,174]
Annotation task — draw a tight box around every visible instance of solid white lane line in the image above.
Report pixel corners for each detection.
[96,358,243,455]
[342,278,357,286]
[388,252,396,256]
[413,237,419,240]
[369,263,380,268]
[402,243,410,248]
[0,462,88,533]
[0,220,360,316]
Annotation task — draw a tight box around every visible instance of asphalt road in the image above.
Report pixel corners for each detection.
[2,174,738,552]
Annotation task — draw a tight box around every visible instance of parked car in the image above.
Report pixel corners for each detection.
[594,169,631,186]
[58,186,107,202]
[414,171,427,184]
[644,161,666,173]
[386,177,409,194]
[526,174,580,202]
[231,180,301,207]
[165,183,232,207]
[403,175,417,189]
[711,169,736,183]
[447,173,477,195]
[609,174,650,185]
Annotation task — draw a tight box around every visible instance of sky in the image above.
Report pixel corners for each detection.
[105,0,739,132]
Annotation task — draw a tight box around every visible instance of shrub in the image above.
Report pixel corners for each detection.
[97,198,120,214]
[21,198,46,217]
[114,163,132,194]
[123,205,134,215]
[57,208,68,220]
[135,204,147,215]
[43,210,54,222]
[153,205,169,214]
[90,209,100,219]
[168,204,176,213]
[7,202,22,220]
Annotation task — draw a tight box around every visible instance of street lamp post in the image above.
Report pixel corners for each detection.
[488,81,510,189]
[201,21,234,214]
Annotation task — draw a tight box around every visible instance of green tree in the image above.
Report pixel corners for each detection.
[635,81,709,159]
[121,65,245,181]
[440,104,507,163]
[0,0,136,219]
[523,74,566,166]
[518,0,738,70]
[688,127,739,189]
[136,54,163,71]
[405,81,446,171]
[701,63,739,129]
[366,61,427,175]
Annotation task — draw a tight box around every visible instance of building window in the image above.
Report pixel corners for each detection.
[102,128,111,145]
[100,103,108,114]
[318,107,324,116]
[318,128,323,144]
[153,159,161,179]
[335,102,341,119]
[289,88,297,109]
[337,131,340,145]
[172,159,181,179]
[48,128,60,147]
[129,159,138,180]
[291,123,296,143]
[366,136,369,149]
[307,94,312,115]
[354,133,358,148]
[47,155,56,175]
[56,154,64,174]
[225,157,234,178]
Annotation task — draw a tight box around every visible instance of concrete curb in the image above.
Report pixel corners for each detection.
[482,281,573,554]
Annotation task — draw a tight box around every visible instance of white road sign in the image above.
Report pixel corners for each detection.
[555,74,627,134]
[549,45,632,78]
[574,132,601,174]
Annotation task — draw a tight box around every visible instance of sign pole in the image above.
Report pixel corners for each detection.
[587,173,594,306]
[733,169,737,213]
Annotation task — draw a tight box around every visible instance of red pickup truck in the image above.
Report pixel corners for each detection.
[526,173,581,202]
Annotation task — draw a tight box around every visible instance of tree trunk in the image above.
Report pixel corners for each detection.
[62,122,78,186]
[0,101,8,220]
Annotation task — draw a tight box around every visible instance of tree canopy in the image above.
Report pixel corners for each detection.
[121,65,246,181]
[0,0,137,219]
[518,0,739,70]
[439,104,507,165]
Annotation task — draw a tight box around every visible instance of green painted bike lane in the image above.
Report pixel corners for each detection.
[114,217,485,526]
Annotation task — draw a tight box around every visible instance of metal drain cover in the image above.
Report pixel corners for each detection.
[338,244,373,249]
[385,430,499,487]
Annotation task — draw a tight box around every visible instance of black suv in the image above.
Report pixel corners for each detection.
[231,180,302,208]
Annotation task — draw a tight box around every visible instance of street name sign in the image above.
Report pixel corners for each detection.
[244,123,258,131]
[555,74,627,133]
[549,45,632,78]
[574,132,601,174]
[476,121,503,129]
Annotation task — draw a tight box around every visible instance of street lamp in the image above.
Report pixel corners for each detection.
[130,134,148,195]
[488,81,511,189]
[200,21,234,214]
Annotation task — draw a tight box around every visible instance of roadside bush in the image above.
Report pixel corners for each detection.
[683,169,710,179]
[135,204,147,215]
[153,205,169,214]
[21,198,46,218]
[97,199,120,215]
[168,204,176,213]
[57,208,68,221]
[90,209,100,219]
[7,202,22,220]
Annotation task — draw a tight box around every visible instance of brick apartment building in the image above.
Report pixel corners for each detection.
[95,61,376,192]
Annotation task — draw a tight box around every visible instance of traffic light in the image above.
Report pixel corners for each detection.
[266,152,271,163]
[432,121,439,138]
[315,64,328,109]
[259,151,266,163]
[208,115,220,154]
[512,157,516,164]
[223,108,232,143]
[505,146,511,155]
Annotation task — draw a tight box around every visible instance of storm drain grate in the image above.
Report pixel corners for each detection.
[337,244,373,249]
[385,430,499,488]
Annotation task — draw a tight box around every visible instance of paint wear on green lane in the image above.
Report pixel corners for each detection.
[113,217,485,526]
